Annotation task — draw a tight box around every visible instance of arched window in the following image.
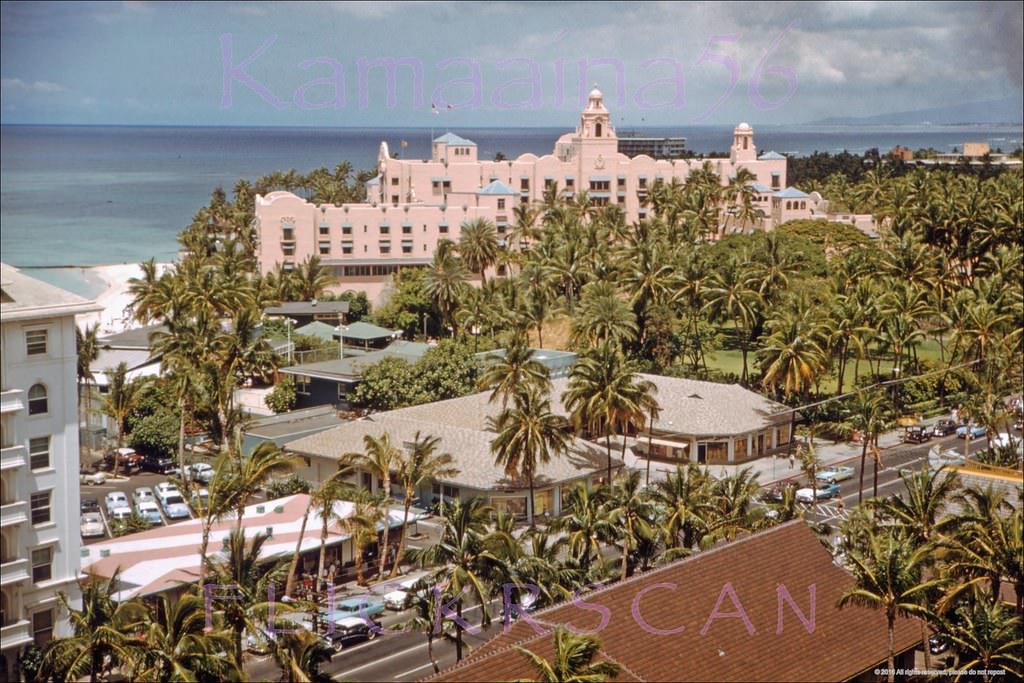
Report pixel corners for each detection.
[743,137,748,149]
[786,201,792,210]
[595,122,602,138]
[28,383,48,415]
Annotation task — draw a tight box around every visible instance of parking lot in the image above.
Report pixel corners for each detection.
[79,469,209,544]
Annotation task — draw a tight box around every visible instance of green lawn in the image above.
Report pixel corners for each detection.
[701,338,947,394]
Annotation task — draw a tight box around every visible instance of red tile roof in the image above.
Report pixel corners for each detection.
[425,522,922,682]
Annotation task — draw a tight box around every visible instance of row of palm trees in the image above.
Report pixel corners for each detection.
[837,467,1023,683]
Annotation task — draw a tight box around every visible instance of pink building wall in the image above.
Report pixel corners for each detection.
[256,88,797,303]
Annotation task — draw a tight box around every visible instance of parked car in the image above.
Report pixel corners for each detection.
[928,634,950,655]
[81,497,100,514]
[955,423,987,439]
[136,500,164,526]
[324,616,380,651]
[382,575,426,611]
[154,482,181,498]
[142,453,176,474]
[103,448,144,473]
[330,597,387,620]
[108,507,134,524]
[191,488,210,511]
[158,490,190,520]
[80,471,108,486]
[796,480,841,503]
[186,463,214,484]
[904,426,931,443]
[80,512,105,538]
[932,419,958,437]
[132,486,157,507]
[105,492,130,515]
[815,465,855,482]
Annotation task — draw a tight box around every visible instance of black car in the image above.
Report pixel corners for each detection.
[142,453,176,474]
[324,616,380,651]
[928,634,950,655]
[932,419,958,437]
[762,481,798,503]
[81,497,100,514]
[904,426,931,443]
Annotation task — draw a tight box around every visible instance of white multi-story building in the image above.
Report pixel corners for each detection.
[1,263,100,679]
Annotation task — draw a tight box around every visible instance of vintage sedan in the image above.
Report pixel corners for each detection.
[932,419,958,437]
[955,423,987,439]
[324,616,381,651]
[80,512,105,538]
[330,597,387,620]
[136,500,164,526]
[815,465,855,482]
[795,480,841,503]
[904,426,932,443]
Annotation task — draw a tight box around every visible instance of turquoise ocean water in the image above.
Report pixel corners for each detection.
[2,123,1020,292]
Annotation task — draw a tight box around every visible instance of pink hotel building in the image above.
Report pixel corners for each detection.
[256,87,812,302]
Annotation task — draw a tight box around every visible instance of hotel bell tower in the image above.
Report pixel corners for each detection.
[730,122,756,163]
[580,85,615,140]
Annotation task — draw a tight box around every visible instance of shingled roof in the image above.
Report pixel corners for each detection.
[426,522,922,682]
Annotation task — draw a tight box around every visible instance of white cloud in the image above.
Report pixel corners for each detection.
[1,77,68,93]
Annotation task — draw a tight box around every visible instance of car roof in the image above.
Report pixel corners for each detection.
[337,596,380,606]
[332,616,371,628]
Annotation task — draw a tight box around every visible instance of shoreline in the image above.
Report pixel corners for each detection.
[76,262,173,335]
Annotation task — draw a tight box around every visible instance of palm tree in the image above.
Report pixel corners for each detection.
[654,464,712,550]
[871,466,960,547]
[311,476,355,589]
[426,241,470,335]
[941,592,1023,682]
[136,590,240,682]
[703,257,759,384]
[944,505,1023,613]
[410,498,502,662]
[39,570,147,683]
[840,389,891,504]
[204,529,289,668]
[513,627,621,682]
[390,432,459,578]
[102,362,142,476]
[401,577,457,674]
[605,470,655,581]
[837,529,944,683]
[489,385,571,527]
[477,337,551,407]
[563,344,639,485]
[757,307,827,400]
[570,281,638,351]
[285,463,354,597]
[458,217,500,283]
[76,322,101,437]
[292,255,334,300]
[228,442,298,535]
[353,433,402,570]
[552,483,612,576]
[268,628,335,683]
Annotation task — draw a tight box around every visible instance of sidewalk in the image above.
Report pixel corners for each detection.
[625,415,944,488]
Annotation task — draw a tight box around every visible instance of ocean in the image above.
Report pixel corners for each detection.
[2,122,1021,292]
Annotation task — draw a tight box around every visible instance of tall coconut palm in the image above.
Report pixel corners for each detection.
[228,442,298,535]
[410,498,502,662]
[458,217,500,283]
[757,307,827,400]
[351,433,402,572]
[837,529,944,683]
[940,593,1023,682]
[563,344,639,485]
[478,337,551,407]
[605,470,655,581]
[285,462,355,597]
[840,389,891,504]
[292,255,334,301]
[703,258,760,384]
[654,464,712,550]
[401,577,458,674]
[390,432,459,578]
[39,570,147,683]
[513,627,621,683]
[136,590,240,682]
[425,241,470,334]
[872,466,961,547]
[570,281,638,351]
[489,385,571,527]
[204,529,289,668]
[102,362,142,476]
[311,476,356,588]
[76,322,101,437]
[268,628,335,683]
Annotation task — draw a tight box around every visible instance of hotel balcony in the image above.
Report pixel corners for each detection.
[0,558,29,586]
[0,445,26,471]
[0,389,25,414]
[0,619,33,650]
[0,501,28,528]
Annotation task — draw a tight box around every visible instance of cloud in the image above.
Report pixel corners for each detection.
[1,77,67,93]
[229,5,268,17]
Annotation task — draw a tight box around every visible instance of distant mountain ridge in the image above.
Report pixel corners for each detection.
[809,97,1023,126]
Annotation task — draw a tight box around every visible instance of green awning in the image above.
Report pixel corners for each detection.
[339,321,397,341]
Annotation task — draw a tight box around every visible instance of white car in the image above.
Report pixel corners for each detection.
[187,463,215,484]
[158,490,190,520]
[382,574,427,610]
[108,507,133,523]
[795,480,841,503]
[136,500,163,526]
[191,488,210,511]
[815,465,855,482]
[132,487,156,507]
[154,482,181,498]
[80,471,108,486]
[105,492,130,516]
[80,513,105,538]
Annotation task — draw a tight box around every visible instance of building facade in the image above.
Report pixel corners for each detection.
[1,264,100,680]
[256,88,802,303]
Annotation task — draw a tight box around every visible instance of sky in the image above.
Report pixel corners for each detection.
[1,1,1022,127]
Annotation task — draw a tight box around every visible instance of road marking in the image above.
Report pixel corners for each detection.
[394,661,436,679]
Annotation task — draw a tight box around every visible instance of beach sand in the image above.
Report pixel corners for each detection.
[77,262,172,334]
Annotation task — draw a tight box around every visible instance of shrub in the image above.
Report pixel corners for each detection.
[265,377,297,414]
[128,410,179,457]
[266,474,313,499]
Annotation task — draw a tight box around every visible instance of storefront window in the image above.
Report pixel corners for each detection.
[706,442,728,464]
[734,437,748,460]
[491,496,527,519]
[533,490,553,518]
[777,423,791,446]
